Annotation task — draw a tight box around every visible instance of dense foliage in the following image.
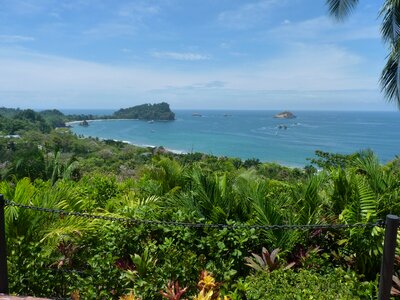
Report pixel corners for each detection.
[243,268,376,299]
[0,103,175,136]
[113,102,175,121]
[1,108,400,299]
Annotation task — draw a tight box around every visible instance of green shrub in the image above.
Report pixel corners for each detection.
[243,268,377,300]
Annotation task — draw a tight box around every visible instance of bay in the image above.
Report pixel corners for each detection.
[68,110,400,167]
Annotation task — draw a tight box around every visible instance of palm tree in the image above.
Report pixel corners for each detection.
[326,0,400,106]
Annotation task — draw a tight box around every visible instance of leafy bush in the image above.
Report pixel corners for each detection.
[243,268,377,300]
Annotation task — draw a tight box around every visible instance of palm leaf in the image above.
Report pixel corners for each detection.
[326,0,359,21]
[357,177,377,221]
[295,173,326,225]
[330,167,353,216]
[380,0,400,45]
[340,176,377,224]
[380,44,400,106]
[232,169,268,221]
[352,150,387,194]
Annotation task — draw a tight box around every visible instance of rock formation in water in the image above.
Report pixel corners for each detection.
[274,111,296,119]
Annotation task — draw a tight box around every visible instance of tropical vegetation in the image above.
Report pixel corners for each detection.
[113,102,175,121]
[0,107,399,299]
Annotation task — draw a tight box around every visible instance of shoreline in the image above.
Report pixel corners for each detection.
[68,118,187,156]
[66,116,309,168]
[65,118,136,126]
[72,133,303,169]
[75,132,188,156]
[68,114,388,169]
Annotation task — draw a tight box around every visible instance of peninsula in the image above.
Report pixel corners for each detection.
[274,111,296,119]
[8,102,177,129]
[113,102,175,121]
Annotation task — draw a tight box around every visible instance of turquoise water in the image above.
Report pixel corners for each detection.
[68,110,400,167]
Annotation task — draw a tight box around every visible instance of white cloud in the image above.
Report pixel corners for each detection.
[83,23,136,38]
[266,16,380,42]
[81,2,161,39]
[151,43,376,91]
[0,49,209,93]
[0,43,382,109]
[118,2,160,18]
[3,0,45,15]
[147,88,389,111]
[151,51,210,61]
[246,43,370,90]
[2,0,99,16]
[219,42,231,49]
[0,44,374,93]
[217,0,282,30]
[0,35,35,43]
[161,81,226,90]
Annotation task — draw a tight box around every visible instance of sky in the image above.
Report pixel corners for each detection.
[0,0,396,111]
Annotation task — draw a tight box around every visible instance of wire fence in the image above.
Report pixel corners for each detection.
[0,196,399,300]
[4,199,385,230]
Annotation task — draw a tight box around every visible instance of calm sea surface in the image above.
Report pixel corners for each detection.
[66,110,400,167]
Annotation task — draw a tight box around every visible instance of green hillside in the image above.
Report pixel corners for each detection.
[113,102,175,121]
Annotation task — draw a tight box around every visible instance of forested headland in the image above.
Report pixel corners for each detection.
[1,107,399,299]
[113,102,175,120]
[0,103,174,135]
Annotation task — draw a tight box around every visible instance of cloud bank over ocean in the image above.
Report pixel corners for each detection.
[0,0,392,110]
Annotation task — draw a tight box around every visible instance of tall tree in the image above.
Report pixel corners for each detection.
[326,0,400,107]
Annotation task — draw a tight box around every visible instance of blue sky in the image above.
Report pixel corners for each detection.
[0,0,395,110]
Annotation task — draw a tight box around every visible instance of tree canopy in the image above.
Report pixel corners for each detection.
[113,102,175,121]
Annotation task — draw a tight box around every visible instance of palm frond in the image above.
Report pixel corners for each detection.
[40,216,103,255]
[12,177,36,204]
[380,47,400,107]
[155,157,185,193]
[380,0,400,45]
[326,0,359,21]
[253,195,300,250]
[233,169,267,220]
[167,191,201,218]
[352,150,389,194]
[0,180,15,201]
[330,168,352,216]
[340,176,377,224]
[62,160,79,181]
[295,173,327,225]
[357,177,377,221]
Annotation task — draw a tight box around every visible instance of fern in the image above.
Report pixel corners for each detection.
[340,176,377,224]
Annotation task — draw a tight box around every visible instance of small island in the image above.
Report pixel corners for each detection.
[274,111,296,119]
[113,102,175,121]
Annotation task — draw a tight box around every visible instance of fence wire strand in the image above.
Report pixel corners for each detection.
[4,199,385,230]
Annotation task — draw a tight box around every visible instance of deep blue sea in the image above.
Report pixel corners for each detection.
[66,110,400,167]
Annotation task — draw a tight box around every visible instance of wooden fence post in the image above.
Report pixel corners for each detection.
[378,214,400,300]
[0,194,8,294]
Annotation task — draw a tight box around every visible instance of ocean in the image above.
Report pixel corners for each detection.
[67,110,400,167]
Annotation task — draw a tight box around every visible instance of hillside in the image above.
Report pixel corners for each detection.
[113,102,175,121]
[0,106,396,299]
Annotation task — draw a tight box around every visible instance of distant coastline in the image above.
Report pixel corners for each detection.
[68,110,400,167]
[65,118,135,126]
[68,120,187,155]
